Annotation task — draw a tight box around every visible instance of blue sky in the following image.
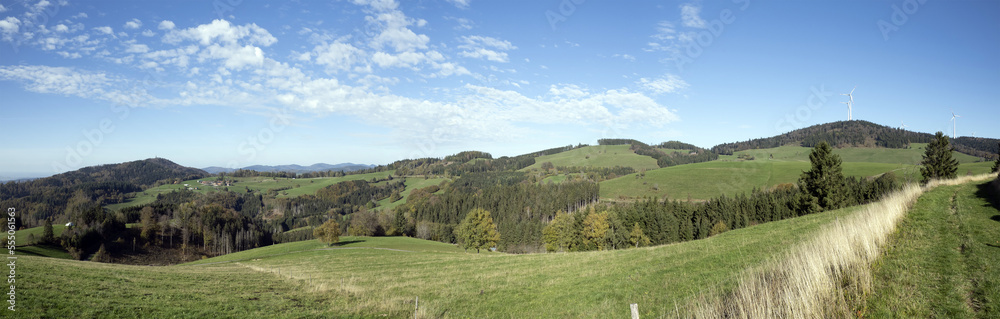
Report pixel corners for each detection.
[1,0,997,179]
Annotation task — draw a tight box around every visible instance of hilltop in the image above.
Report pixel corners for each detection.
[711,120,998,158]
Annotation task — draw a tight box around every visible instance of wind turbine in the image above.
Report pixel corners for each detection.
[840,86,855,121]
[899,121,908,130]
[840,101,852,120]
[951,110,961,139]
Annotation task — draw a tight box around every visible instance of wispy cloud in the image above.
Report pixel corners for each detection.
[637,75,689,95]
[680,4,706,28]
[458,35,515,63]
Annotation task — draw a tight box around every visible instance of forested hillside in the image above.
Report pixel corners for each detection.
[711,120,999,159]
[0,158,207,226]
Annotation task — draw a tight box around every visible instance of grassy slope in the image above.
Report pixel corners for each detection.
[522,145,659,171]
[866,180,1000,317]
[726,143,982,164]
[15,225,67,246]
[24,205,864,318]
[601,144,991,201]
[105,171,395,211]
[599,160,911,200]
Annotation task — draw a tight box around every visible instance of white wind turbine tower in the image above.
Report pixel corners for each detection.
[951,110,961,139]
[899,121,908,130]
[841,86,856,121]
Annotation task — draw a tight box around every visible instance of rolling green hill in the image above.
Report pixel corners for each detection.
[22,202,867,318]
[724,143,982,164]
[521,145,659,171]
[600,144,991,201]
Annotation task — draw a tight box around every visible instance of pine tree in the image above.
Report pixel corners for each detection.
[41,218,55,244]
[457,208,500,253]
[920,132,959,184]
[798,141,846,212]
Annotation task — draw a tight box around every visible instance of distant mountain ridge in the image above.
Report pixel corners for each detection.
[203,163,375,174]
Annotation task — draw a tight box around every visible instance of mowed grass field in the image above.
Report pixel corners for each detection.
[522,145,659,171]
[599,160,916,200]
[601,144,993,201]
[21,203,868,318]
[865,180,1000,317]
[724,143,983,164]
[105,171,395,211]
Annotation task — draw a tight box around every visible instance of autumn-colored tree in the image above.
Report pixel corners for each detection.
[542,210,575,252]
[582,209,610,250]
[709,221,729,237]
[313,219,341,246]
[457,208,500,253]
[628,222,651,248]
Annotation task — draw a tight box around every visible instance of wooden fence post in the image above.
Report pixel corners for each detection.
[630,303,639,319]
[414,296,419,319]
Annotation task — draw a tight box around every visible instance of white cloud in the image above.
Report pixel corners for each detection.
[446,0,471,8]
[637,75,689,95]
[158,20,175,30]
[201,43,265,70]
[72,12,88,19]
[450,17,473,30]
[613,53,636,62]
[124,18,142,30]
[164,19,276,47]
[53,24,69,32]
[367,11,429,52]
[0,65,151,106]
[141,29,155,37]
[0,4,7,13]
[680,4,707,28]
[57,51,81,59]
[0,17,20,41]
[457,35,515,62]
[94,26,113,35]
[312,41,365,73]
[126,43,149,53]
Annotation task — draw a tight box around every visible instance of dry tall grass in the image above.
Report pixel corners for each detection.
[685,174,995,318]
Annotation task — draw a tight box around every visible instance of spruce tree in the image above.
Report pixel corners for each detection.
[42,218,55,244]
[798,141,846,212]
[920,132,959,184]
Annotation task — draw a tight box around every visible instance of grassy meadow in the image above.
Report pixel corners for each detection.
[522,145,660,171]
[20,202,869,318]
[599,144,994,201]
[599,160,914,201]
[865,179,1000,317]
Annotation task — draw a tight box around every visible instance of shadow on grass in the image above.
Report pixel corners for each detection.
[973,179,1000,212]
[331,239,365,246]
